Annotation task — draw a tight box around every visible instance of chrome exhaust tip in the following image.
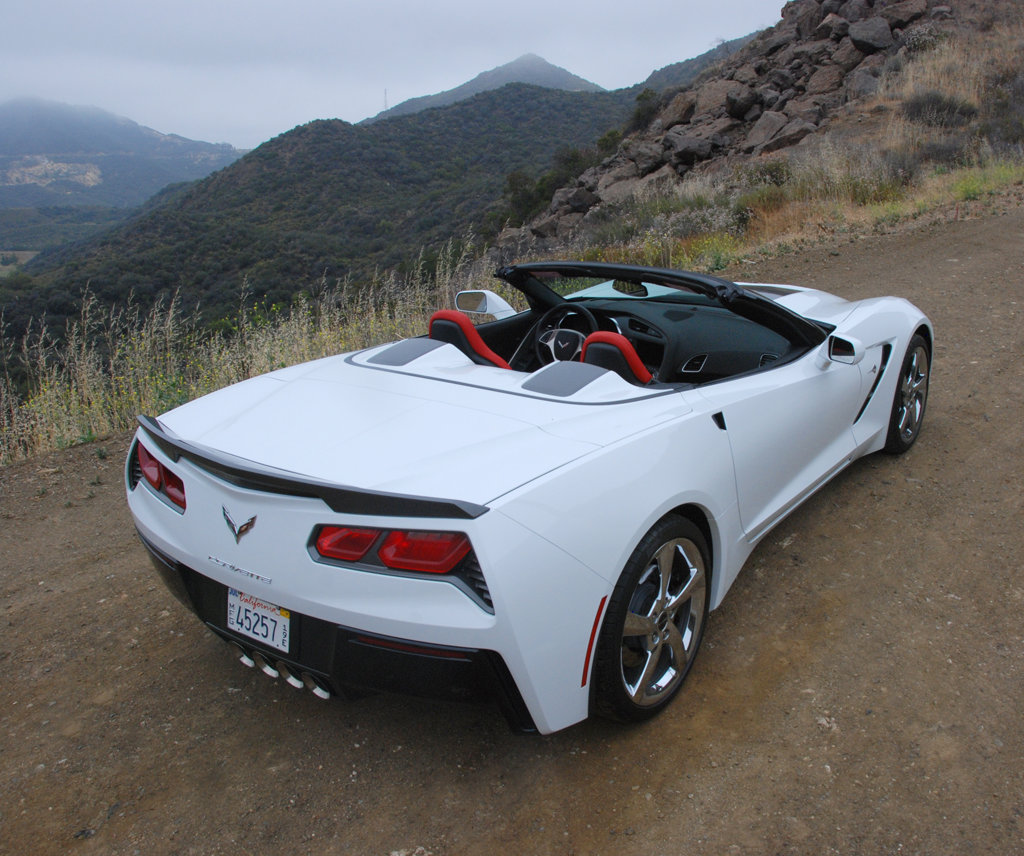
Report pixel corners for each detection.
[228,641,255,668]
[251,651,279,678]
[277,661,304,689]
[301,672,331,700]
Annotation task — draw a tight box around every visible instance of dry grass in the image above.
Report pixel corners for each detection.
[0,242,489,464]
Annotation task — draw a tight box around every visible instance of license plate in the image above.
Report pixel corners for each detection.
[227,588,290,653]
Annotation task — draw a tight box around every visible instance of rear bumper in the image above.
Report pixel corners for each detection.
[140,531,537,733]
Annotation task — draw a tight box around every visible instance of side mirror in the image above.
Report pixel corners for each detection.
[825,334,864,365]
[455,289,518,320]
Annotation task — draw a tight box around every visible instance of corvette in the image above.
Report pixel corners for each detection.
[126,262,931,734]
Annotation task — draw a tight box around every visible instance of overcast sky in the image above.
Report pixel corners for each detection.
[2,0,782,149]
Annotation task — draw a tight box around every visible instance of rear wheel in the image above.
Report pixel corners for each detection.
[884,334,930,454]
[592,516,709,722]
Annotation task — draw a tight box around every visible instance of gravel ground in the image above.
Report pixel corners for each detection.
[2,198,1023,855]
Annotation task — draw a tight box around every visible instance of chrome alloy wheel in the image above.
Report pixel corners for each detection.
[620,537,707,707]
[895,343,929,444]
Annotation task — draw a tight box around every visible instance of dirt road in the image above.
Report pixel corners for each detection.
[2,199,1023,855]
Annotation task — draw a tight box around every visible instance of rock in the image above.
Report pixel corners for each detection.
[880,0,927,28]
[626,142,665,177]
[760,119,817,153]
[792,39,835,64]
[815,13,851,40]
[782,0,828,40]
[732,64,761,86]
[845,67,881,100]
[805,64,846,95]
[551,186,600,214]
[832,37,866,70]
[694,79,750,118]
[661,91,697,128]
[931,6,953,20]
[726,85,760,119]
[760,25,800,55]
[744,110,789,152]
[838,0,871,22]
[530,215,560,239]
[663,128,714,165]
[849,17,895,52]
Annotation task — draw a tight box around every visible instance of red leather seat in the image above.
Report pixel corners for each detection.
[428,310,511,369]
[581,331,652,384]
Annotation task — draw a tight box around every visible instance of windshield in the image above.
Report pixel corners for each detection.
[526,270,713,305]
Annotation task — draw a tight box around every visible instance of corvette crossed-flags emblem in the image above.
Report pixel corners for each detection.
[222,507,257,543]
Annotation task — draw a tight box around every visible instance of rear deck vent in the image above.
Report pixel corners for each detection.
[759,353,780,367]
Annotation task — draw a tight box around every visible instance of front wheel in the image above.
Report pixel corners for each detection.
[592,515,710,723]
[884,333,930,454]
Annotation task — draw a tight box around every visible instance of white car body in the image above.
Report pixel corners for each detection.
[126,263,932,734]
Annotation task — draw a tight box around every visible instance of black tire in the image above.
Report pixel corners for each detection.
[884,333,930,454]
[592,515,710,723]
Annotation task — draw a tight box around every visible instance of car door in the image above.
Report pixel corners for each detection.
[696,347,863,542]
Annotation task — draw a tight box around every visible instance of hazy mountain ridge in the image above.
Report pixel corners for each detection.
[364,53,604,123]
[0,99,243,227]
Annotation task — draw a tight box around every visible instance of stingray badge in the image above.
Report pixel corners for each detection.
[223,507,257,544]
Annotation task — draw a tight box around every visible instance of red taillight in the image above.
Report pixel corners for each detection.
[135,441,186,511]
[315,526,380,562]
[377,530,471,574]
[162,469,187,510]
[137,443,163,490]
[313,526,472,574]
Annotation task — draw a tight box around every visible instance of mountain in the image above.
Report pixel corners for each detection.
[365,54,604,123]
[5,39,756,337]
[12,85,632,333]
[0,99,243,209]
[0,99,244,249]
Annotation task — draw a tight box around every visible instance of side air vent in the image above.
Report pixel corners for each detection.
[458,554,493,612]
[759,353,780,367]
[681,354,708,373]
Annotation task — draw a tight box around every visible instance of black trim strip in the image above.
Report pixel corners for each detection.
[137,415,489,520]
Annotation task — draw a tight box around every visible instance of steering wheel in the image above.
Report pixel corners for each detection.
[533,304,599,365]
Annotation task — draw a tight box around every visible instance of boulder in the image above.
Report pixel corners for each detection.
[663,128,715,165]
[625,141,665,177]
[661,91,697,128]
[694,79,750,117]
[760,119,817,153]
[744,110,789,152]
[726,85,760,119]
[805,64,846,95]
[845,67,881,100]
[782,0,828,40]
[792,39,835,64]
[849,17,895,52]
[880,0,927,28]
[814,12,851,40]
[832,37,866,70]
[838,0,871,22]
[550,186,601,214]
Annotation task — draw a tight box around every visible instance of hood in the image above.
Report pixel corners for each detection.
[156,342,688,507]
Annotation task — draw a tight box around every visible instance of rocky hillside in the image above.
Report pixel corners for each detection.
[512,0,957,244]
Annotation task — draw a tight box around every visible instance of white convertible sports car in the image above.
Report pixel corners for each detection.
[126,262,931,734]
